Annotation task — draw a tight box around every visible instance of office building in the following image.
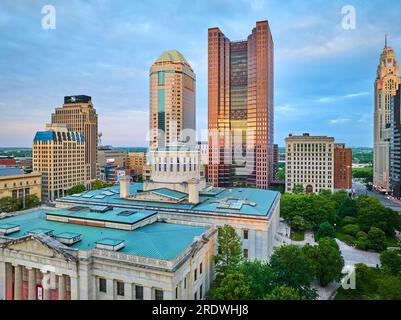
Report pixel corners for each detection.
[97,146,129,168]
[285,134,335,194]
[51,95,98,180]
[128,151,147,175]
[373,38,401,192]
[334,144,352,190]
[32,124,89,201]
[208,20,274,189]
[149,51,196,148]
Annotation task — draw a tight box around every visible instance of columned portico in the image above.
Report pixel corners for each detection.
[28,268,36,300]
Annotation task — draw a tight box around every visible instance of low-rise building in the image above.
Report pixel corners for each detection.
[334,144,352,190]
[0,167,42,202]
[0,206,215,300]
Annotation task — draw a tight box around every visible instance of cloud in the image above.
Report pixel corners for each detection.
[316,92,370,104]
[329,118,351,125]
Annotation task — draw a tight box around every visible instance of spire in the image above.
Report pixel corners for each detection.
[385,34,388,48]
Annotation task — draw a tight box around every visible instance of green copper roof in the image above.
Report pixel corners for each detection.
[156,50,188,63]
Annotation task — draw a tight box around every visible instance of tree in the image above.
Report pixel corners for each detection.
[367,227,387,252]
[304,238,345,287]
[208,272,252,300]
[355,231,369,250]
[377,275,401,300]
[337,197,358,218]
[292,184,304,194]
[92,179,113,190]
[269,245,315,290]
[341,216,357,226]
[24,194,40,209]
[342,224,361,237]
[316,222,336,240]
[0,196,20,213]
[214,225,243,279]
[380,250,401,276]
[357,196,401,236]
[264,285,307,300]
[237,261,274,299]
[290,216,311,231]
[67,184,86,195]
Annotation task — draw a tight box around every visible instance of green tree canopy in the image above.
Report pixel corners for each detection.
[24,194,40,209]
[269,245,315,290]
[214,225,243,279]
[377,275,401,300]
[316,222,336,240]
[304,238,345,287]
[237,261,274,299]
[367,227,387,252]
[380,250,401,276]
[0,196,20,213]
[92,179,113,190]
[67,184,86,195]
[264,285,307,300]
[208,272,252,300]
[292,184,304,194]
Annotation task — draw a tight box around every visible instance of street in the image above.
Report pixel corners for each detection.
[353,180,401,213]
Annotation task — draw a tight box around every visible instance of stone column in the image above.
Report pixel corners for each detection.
[13,265,22,300]
[58,275,66,300]
[70,276,79,300]
[0,261,7,300]
[106,279,114,300]
[124,283,132,300]
[143,286,152,300]
[28,268,37,300]
[42,271,51,300]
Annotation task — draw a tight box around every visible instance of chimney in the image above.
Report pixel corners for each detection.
[188,178,199,204]
[119,176,132,199]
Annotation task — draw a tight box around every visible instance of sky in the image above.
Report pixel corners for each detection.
[1,0,401,148]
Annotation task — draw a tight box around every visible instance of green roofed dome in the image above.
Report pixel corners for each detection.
[156,50,188,63]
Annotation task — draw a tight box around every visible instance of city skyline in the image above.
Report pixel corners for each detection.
[1,0,401,148]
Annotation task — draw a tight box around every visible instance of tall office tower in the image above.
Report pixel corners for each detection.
[390,85,401,198]
[51,95,98,180]
[32,124,88,201]
[374,37,401,193]
[273,144,279,182]
[208,20,274,189]
[334,144,352,190]
[149,50,196,148]
[285,134,335,194]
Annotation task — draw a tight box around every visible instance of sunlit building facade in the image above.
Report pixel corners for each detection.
[208,20,274,189]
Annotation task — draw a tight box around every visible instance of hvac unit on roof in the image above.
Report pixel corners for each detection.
[55,232,82,245]
[95,238,125,252]
[0,224,20,235]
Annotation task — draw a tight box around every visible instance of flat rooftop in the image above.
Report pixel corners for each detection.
[60,183,279,217]
[0,210,208,261]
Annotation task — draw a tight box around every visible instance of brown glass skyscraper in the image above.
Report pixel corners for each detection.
[208,20,274,189]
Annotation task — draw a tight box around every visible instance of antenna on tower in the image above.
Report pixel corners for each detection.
[385,34,388,48]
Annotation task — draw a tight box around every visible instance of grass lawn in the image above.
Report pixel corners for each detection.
[290,230,305,241]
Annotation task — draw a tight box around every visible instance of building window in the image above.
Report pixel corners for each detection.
[175,286,179,299]
[243,229,249,240]
[243,249,249,258]
[200,263,203,274]
[184,277,187,289]
[116,281,124,296]
[135,285,143,300]
[99,278,107,293]
[155,289,164,300]
[194,269,197,281]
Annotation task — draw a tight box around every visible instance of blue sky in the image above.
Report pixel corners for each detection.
[1,0,401,147]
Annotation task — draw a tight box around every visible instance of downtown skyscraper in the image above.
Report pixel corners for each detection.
[149,50,196,148]
[373,39,401,192]
[51,95,98,180]
[207,20,274,190]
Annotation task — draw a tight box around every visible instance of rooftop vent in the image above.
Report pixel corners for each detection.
[0,224,20,235]
[68,206,87,212]
[95,238,125,252]
[89,205,113,213]
[117,210,137,216]
[55,232,82,245]
[28,228,54,236]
